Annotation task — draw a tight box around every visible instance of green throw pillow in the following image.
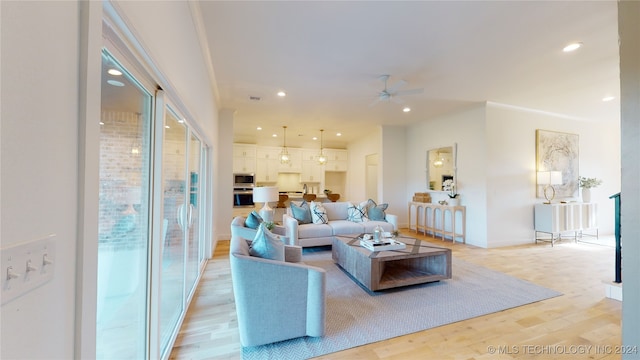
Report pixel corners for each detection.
[249,223,285,261]
[290,201,312,224]
[367,199,388,221]
[244,210,263,229]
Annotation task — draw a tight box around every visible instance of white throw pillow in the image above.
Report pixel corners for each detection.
[310,201,328,224]
[347,202,367,223]
[249,223,285,261]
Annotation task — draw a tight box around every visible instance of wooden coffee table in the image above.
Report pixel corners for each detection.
[332,234,452,291]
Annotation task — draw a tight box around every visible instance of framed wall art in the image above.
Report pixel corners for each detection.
[536,129,579,198]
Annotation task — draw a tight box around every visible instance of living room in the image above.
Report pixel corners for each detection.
[2,1,639,359]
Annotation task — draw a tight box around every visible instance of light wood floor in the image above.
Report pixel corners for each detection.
[170,231,622,359]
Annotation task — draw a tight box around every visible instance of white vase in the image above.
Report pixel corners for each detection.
[582,188,591,203]
[448,197,460,206]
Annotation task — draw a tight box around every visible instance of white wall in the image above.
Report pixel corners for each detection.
[217,109,235,242]
[406,105,489,247]
[381,125,408,226]
[486,103,619,247]
[347,128,381,202]
[619,0,640,353]
[404,102,619,248]
[1,2,80,358]
[1,1,219,358]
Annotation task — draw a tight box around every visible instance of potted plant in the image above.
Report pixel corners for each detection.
[578,176,602,203]
[443,179,459,205]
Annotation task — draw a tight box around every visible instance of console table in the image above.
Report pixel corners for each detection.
[408,202,466,243]
[534,202,598,246]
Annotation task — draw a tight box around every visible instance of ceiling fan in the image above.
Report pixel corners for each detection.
[370,74,424,106]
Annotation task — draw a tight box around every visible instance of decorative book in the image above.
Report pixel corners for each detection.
[359,238,406,252]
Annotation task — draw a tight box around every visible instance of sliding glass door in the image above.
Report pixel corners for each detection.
[97,48,209,360]
[160,107,188,355]
[97,50,152,359]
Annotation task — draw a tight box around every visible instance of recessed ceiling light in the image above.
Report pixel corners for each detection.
[563,42,582,52]
[256,126,262,130]
[403,107,411,112]
[107,80,124,87]
[165,125,170,129]
[277,91,286,97]
[178,119,185,123]
[272,134,277,137]
[312,136,318,140]
[99,121,105,125]
[108,69,122,76]
[602,96,615,102]
[336,133,342,137]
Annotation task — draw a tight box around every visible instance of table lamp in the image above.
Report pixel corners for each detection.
[537,171,563,203]
[253,186,279,222]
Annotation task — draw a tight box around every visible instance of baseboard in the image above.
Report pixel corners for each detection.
[603,280,622,301]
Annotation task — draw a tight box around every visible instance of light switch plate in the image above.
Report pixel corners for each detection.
[1,234,56,305]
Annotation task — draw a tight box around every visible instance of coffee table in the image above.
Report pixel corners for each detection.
[332,234,452,291]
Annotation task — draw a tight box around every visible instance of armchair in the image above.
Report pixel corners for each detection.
[229,217,326,347]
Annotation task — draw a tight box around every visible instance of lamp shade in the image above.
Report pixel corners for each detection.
[253,186,279,203]
[537,171,563,185]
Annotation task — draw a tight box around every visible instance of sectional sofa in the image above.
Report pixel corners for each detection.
[282,201,398,248]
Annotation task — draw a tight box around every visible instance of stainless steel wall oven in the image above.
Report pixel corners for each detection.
[233,188,254,207]
[233,173,255,207]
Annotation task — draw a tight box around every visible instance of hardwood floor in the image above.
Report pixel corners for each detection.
[170,231,622,359]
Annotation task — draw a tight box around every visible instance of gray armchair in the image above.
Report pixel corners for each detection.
[229,216,326,347]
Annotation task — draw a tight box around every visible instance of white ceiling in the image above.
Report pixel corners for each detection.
[198,1,620,149]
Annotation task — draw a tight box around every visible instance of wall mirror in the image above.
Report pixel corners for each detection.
[426,144,457,191]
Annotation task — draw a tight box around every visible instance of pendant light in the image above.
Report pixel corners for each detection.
[433,151,443,168]
[279,126,290,164]
[317,129,327,165]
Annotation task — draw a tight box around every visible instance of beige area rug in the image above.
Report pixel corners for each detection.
[242,247,562,359]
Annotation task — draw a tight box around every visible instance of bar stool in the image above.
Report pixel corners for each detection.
[303,194,317,202]
[277,194,288,208]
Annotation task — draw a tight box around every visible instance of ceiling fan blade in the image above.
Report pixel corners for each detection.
[387,79,407,93]
[395,88,424,96]
[391,96,405,104]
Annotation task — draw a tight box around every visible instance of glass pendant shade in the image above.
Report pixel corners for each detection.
[280,126,290,164]
[317,129,327,165]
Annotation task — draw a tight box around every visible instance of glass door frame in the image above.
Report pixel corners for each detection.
[82,3,215,359]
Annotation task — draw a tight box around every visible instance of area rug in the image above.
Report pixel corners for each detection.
[242,248,562,359]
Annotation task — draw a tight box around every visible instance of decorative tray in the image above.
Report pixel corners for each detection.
[359,238,406,252]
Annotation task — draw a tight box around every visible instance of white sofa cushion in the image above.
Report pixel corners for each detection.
[298,223,333,238]
[323,202,350,221]
[329,220,365,235]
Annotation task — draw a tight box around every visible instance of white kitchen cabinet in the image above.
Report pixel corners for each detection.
[255,147,280,183]
[233,144,256,173]
[534,203,598,246]
[324,149,348,172]
[300,150,324,183]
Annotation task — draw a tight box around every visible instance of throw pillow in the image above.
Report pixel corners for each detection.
[367,199,389,222]
[310,201,328,224]
[249,223,285,261]
[347,202,366,223]
[290,201,312,224]
[244,210,263,229]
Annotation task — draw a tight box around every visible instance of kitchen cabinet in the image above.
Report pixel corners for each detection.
[256,147,280,183]
[300,150,324,183]
[278,148,302,173]
[233,144,256,173]
[324,149,348,172]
